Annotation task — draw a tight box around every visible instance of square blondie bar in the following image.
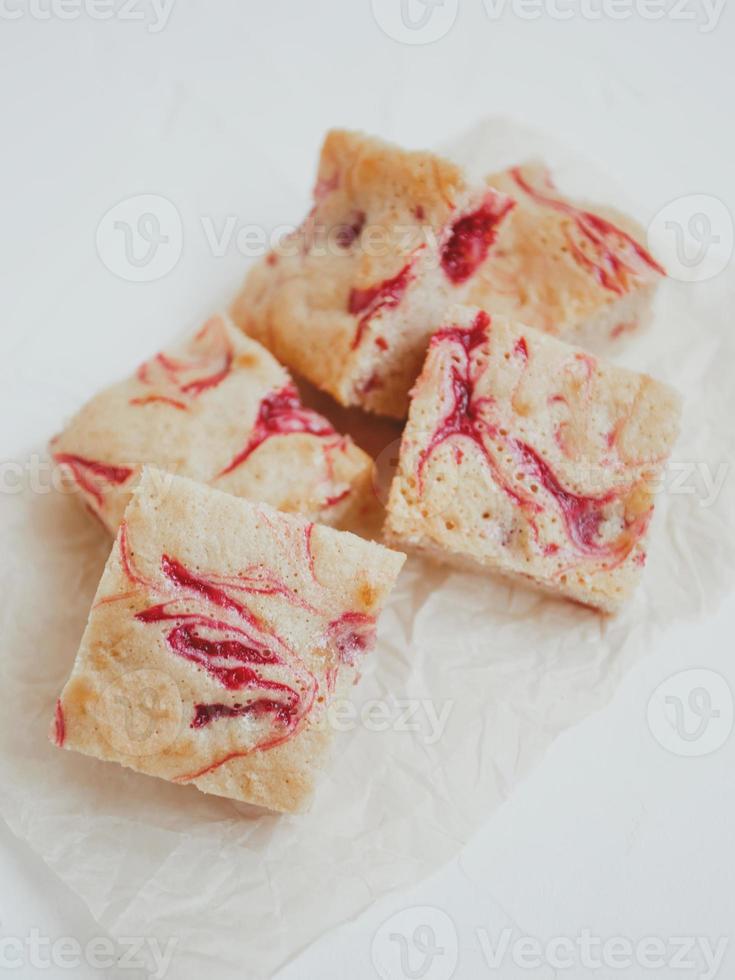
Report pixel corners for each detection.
[231,130,514,418]
[52,469,405,813]
[384,306,681,612]
[51,315,373,533]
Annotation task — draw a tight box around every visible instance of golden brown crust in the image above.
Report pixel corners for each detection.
[319,130,468,220]
[53,469,406,813]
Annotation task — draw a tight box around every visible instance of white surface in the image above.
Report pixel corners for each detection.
[1,3,734,979]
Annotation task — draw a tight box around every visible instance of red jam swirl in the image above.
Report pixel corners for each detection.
[416,312,503,492]
[510,167,665,294]
[154,619,287,690]
[53,453,133,507]
[53,699,66,747]
[506,440,626,557]
[418,316,649,564]
[126,547,317,766]
[109,523,380,778]
[131,317,234,409]
[322,487,351,508]
[313,172,339,201]
[152,554,262,626]
[326,612,377,668]
[191,698,297,730]
[207,565,319,614]
[440,193,515,284]
[218,383,336,476]
[348,258,417,350]
[336,210,366,248]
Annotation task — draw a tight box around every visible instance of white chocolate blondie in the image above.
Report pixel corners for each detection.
[468,162,665,348]
[231,130,514,419]
[384,306,681,612]
[51,315,374,533]
[51,469,405,813]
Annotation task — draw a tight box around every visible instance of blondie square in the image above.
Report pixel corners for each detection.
[384,306,681,612]
[231,130,514,418]
[51,469,405,813]
[468,163,665,348]
[51,315,374,533]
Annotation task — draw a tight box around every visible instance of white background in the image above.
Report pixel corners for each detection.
[1,1,734,978]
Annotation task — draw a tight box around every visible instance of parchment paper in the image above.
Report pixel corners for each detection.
[1,120,734,980]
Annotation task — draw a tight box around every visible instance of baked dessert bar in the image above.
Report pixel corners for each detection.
[384,306,681,612]
[468,162,665,348]
[51,469,405,813]
[231,129,515,418]
[51,315,374,533]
